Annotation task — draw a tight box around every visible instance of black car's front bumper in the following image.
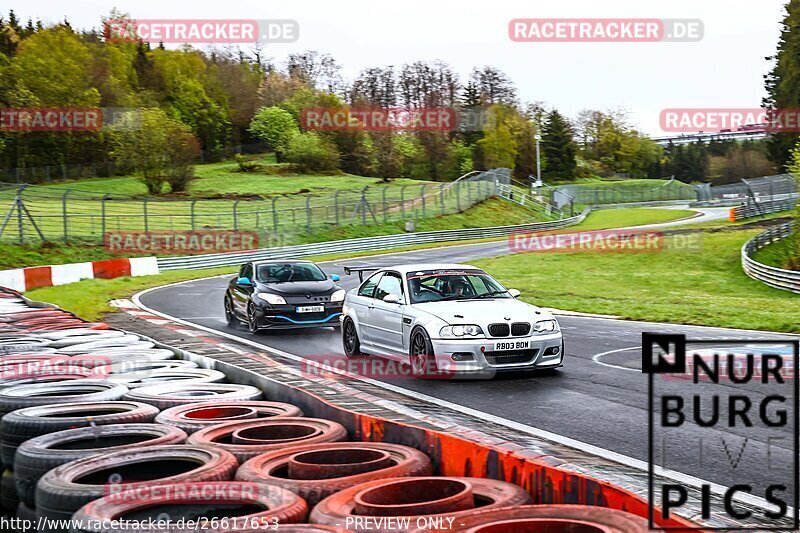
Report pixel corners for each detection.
[252,302,343,330]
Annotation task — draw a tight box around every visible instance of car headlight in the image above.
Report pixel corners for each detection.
[439,325,483,338]
[533,320,558,333]
[256,293,286,305]
[330,289,346,302]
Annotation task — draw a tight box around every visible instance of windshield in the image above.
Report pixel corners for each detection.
[406,269,510,303]
[256,263,327,283]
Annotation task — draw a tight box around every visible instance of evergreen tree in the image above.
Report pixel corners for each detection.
[541,110,577,180]
[764,0,800,169]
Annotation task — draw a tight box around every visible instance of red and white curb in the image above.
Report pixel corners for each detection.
[0,257,159,293]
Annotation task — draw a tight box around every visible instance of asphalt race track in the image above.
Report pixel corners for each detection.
[140,207,799,505]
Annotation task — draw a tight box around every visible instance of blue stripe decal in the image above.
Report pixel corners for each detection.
[273,313,342,324]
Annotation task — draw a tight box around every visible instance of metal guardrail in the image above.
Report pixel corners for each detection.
[157,209,591,271]
[731,196,798,221]
[741,221,799,294]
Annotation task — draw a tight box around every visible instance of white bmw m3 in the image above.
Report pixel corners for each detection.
[340,264,564,378]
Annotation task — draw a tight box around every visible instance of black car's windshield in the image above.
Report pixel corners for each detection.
[406,269,510,303]
[256,263,327,283]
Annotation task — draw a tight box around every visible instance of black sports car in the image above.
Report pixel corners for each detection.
[224,260,345,332]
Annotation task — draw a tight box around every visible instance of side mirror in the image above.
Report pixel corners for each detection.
[236,277,252,286]
[508,289,521,298]
[383,293,401,304]
[331,275,341,282]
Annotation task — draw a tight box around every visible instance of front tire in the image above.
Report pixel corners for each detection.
[409,328,439,379]
[224,296,237,328]
[342,318,363,358]
[246,303,260,334]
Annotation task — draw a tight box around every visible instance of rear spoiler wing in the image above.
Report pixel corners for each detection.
[343,266,381,282]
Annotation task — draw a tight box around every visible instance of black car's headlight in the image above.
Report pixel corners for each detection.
[330,289,346,303]
[256,293,286,305]
[440,325,483,337]
[533,320,558,333]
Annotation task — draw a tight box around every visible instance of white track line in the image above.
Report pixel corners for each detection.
[132,280,785,513]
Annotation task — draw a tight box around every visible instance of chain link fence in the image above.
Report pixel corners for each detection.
[546,178,698,208]
[0,168,542,245]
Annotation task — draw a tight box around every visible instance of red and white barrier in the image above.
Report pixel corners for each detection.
[0,257,159,293]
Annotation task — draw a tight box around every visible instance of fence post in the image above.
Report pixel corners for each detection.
[233,200,240,231]
[190,200,197,230]
[456,181,461,212]
[272,197,279,239]
[420,185,426,217]
[61,190,71,242]
[143,197,149,233]
[439,184,445,214]
[306,194,312,234]
[400,185,407,219]
[101,194,111,241]
[382,187,388,222]
[361,187,368,225]
[334,190,341,226]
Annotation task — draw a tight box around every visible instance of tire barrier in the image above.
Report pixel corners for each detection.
[155,401,304,434]
[72,481,309,532]
[14,424,188,507]
[35,444,238,523]
[0,468,18,514]
[123,383,264,410]
[309,477,532,529]
[187,418,348,463]
[102,367,227,388]
[424,504,651,532]
[0,381,128,420]
[0,401,159,467]
[236,443,433,507]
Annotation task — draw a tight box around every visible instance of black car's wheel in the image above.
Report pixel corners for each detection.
[246,303,259,334]
[342,318,363,358]
[224,296,237,328]
[410,328,439,378]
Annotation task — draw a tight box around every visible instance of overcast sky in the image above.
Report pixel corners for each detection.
[9,0,789,134]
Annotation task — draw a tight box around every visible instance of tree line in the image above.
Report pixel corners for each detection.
[0,9,793,193]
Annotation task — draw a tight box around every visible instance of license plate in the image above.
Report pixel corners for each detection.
[494,340,530,351]
[296,305,325,313]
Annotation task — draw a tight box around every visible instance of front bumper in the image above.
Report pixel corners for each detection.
[253,303,343,330]
[429,332,564,374]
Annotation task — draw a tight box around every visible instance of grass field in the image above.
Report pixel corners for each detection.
[35,154,431,199]
[473,229,800,333]
[752,236,798,270]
